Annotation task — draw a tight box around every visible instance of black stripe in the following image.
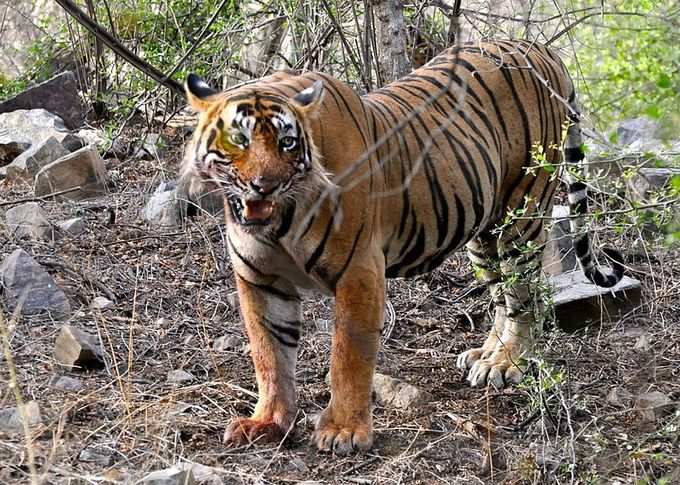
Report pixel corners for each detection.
[329,222,365,290]
[237,274,300,301]
[564,146,584,162]
[569,181,586,192]
[276,201,296,239]
[305,211,336,273]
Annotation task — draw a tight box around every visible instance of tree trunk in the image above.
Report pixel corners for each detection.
[370,0,411,85]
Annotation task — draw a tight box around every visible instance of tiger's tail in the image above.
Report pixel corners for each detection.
[563,95,625,288]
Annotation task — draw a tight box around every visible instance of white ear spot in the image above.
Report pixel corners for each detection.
[292,80,323,108]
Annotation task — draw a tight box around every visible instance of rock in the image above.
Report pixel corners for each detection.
[3,137,70,182]
[133,133,167,160]
[0,248,70,317]
[372,373,426,409]
[144,189,182,226]
[74,128,106,148]
[57,217,86,236]
[79,445,114,466]
[550,270,642,332]
[49,375,83,392]
[61,133,87,152]
[226,291,240,311]
[606,387,633,408]
[61,129,108,153]
[5,202,58,241]
[541,205,578,276]
[616,117,659,146]
[627,167,680,202]
[167,370,195,385]
[141,467,196,485]
[54,325,105,370]
[0,72,85,129]
[0,109,70,163]
[177,463,223,485]
[176,178,224,219]
[34,145,108,200]
[0,401,42,434]
[91,296,114,310]
[213,335,241,352]
[634,391,675,422]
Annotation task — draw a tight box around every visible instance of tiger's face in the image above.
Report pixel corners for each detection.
[182,75,326,229]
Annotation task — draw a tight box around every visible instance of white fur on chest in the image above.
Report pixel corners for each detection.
[226,225,329,295]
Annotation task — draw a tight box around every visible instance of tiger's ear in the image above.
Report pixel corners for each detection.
[292,80,324,113]
[185,73,218,112]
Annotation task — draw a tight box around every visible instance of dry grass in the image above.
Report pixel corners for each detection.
[1,126,679,484]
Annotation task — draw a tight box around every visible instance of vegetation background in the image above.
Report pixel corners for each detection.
[0,1,679,484]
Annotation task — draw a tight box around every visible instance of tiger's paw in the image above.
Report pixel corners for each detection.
[311,409,373,455]
[466,347,527,389]
[223,417,291,446]
[456,347,489,370]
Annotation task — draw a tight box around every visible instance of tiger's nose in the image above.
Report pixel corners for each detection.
[250,176,279,195]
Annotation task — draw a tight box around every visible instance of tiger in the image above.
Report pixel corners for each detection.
[180,39,624,455]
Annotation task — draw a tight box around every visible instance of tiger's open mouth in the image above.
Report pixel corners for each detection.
[227,195,274,226]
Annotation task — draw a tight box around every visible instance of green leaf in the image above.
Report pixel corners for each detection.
[657,73,671,89]
[608,131,619,144]
[670,174,680,190]
[645,104,662,119]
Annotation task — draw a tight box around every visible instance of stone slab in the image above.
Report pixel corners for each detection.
[550,270,642,332]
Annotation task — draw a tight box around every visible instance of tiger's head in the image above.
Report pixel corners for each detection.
[181,74,331,229]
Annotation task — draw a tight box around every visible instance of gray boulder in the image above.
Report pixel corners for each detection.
[628,167,680,202]
[3,137,69,183]
[144,188,182,226]
[0,248,71,317]
[5,202,58,241]
[0,72,85,129]
[54,325,105,370]
[0,401,42,435]
[616,117,660,146]
[34,145,108,200]
[0,109,70,163]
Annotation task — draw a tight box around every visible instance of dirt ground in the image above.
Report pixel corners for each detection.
[1,127,679,484]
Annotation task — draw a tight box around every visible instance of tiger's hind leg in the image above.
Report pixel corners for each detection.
[462,228,547,389]
[457,233,507,370]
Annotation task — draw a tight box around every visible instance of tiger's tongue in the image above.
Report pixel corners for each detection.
[244,200,273,221]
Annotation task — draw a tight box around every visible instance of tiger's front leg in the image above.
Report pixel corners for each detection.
[312,258,385,455]
[224,274,301,446]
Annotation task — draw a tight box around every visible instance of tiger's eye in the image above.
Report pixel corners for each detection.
[279,136,297,151]
[227,132,247,147]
